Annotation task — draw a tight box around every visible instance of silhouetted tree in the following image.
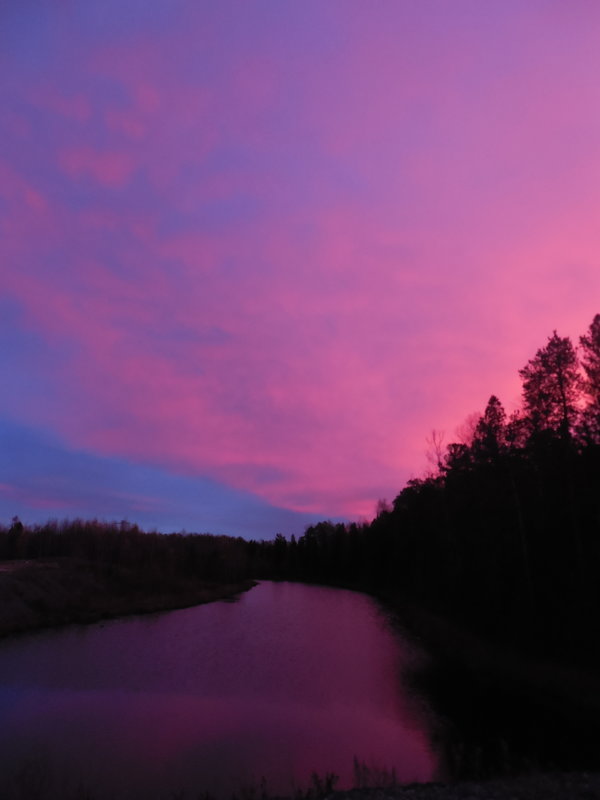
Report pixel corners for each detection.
[580,314,600,399]
[471,395,506,464]
[579,314,600,443]
[519,331,580,440]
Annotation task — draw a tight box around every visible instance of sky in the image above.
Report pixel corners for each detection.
[2,1,600,539]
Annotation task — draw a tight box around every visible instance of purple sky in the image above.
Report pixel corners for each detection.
[2,1,600,538]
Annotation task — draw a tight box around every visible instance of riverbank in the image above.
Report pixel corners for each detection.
[282,577,600,777]
[329,772,600,800]
[5,769,600,800]
[378,599,600,778]
[0,558,256,637]
[252,577,600,777]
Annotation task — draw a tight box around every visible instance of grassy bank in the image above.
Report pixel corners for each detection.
[0,558,256,638]
[330,772,600,800]
[4,759,600,800]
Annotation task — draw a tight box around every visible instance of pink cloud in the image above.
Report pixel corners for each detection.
[28,87,92,123]
[6,181,600,519]
[0,160,49,214]
[0,482,76,512]
[4,4,600,525]
[59,147,136,188]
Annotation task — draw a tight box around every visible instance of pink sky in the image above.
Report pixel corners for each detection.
[2,1,600,536]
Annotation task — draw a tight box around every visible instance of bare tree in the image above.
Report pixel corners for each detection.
[425,429,445,475]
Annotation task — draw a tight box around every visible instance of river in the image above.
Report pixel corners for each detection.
[0,581,436,799]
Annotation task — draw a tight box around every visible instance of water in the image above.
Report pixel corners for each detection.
[0,581,436,798]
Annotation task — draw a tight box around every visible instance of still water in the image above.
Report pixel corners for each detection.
[0,581,436,798]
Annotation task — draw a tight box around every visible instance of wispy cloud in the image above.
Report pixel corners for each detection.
[2,1,600,530]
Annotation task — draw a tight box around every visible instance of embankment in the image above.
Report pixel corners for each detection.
[0,558,256,637]
[382,600,600,778]
[330,772,600,800]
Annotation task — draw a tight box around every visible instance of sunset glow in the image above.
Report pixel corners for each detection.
[2,1,600,536]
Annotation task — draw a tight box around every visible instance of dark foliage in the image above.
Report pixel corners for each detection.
[0,520,260,637]
[0,518,254,584]
[254,318,600,671]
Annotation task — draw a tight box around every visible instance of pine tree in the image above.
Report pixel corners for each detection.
[580,314,600,401]
[518,331,581,439]
[578,314,600,443]
[472,395,506,463]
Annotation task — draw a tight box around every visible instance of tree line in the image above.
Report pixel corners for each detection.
[254,315,600,668]
[0,517,254,588]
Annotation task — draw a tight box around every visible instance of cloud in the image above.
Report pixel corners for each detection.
[0,419,335,537]
[3,2,600,529]
[59,147,136,188]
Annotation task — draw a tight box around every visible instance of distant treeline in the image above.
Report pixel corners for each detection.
[0,517,254,586]
[4,315,600,666]
[254,315,600,669]
[0,518,260,635]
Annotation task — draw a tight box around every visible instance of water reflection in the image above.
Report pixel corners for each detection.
[0,582,436,798]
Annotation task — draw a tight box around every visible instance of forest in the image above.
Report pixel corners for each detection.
[254,314,600,671]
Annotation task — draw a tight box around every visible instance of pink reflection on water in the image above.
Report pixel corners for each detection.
[0,583,436,798]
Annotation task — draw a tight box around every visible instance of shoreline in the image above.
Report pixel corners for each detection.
[259,578,600,778]
[0,558,257,639]
[327,772,600,800]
